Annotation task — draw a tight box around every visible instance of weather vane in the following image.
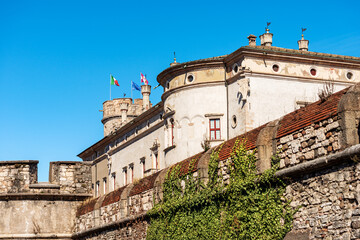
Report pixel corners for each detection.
[301,27,307,38]
[266,22,271,32]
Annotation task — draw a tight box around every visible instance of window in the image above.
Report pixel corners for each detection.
[95,181,100,197]
[111,172,116,191]
[209,119,221,140]
[123,167,128,186]
[129,163,134,183]
[140,157,146,177]
[310,68,317,76]
[347,71,354,80]
[103,178,107,194]
[272,64,279,72]
[152,152,159,170]
[170,118,174,146]
[187,74,194,83]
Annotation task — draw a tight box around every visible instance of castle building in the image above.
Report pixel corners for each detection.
[78,29,360,196]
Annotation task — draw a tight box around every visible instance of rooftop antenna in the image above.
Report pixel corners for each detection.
[266,22,271,33]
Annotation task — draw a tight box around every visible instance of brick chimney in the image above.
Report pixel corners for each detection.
[247,34,257,46]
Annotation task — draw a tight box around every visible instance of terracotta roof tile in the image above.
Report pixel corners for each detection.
[217,125,266,161]
[276,88,348,139]
[76,197,98,217]
[101,186,126,207]
[167,152,203,177]
[129,171,161,197]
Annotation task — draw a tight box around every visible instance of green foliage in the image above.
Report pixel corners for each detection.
[147,139,294,240]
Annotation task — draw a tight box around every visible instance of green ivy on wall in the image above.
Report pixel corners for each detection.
[147,139,294,239]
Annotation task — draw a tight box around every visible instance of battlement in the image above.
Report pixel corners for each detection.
[0,160,92,195]
[102,95,152,136]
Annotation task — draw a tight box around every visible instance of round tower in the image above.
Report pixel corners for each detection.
[102,99,132,136]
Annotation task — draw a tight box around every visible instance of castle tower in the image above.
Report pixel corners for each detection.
[102,98,132,136]
[141,85,151,110]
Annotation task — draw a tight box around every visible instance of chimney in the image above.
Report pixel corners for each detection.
[247,34,257,46]
[298,32,309,51]
[141,85,151,110]
[120,103,128,122]
[259,26,273,46]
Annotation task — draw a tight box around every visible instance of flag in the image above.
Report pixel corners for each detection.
[132,81,141,91]
[140,73,148,85]
[110,75,119,86]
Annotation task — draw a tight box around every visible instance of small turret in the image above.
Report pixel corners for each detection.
[141,85,151,110]
[298,28,309,51]
[259,22,273,46]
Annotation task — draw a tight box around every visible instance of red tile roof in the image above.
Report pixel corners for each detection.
[101,186,126,207]
[76,197,98,217]
[167,152,203,177]
[129,171,161,197]
[217,125,266,161]
[276,88,348,139]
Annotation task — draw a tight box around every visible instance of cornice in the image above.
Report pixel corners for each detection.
[225,46,360,69]
[157,60,225,86]
[161,81,226,102]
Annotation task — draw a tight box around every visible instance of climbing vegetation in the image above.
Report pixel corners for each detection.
[147,139,294,239]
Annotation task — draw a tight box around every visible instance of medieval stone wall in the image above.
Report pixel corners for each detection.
[0,160,37,193]
[0,160,92,239]
[285,161,360,240]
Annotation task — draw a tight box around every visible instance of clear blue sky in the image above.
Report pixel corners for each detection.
[1,0,360,181]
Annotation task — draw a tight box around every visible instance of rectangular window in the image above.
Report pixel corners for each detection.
[103,177,107,194]
[111,172,116,191]
[95,181,100,197]
[209,118,221,140]
[140,157,146,178]
[129,163,134,184]
[155,152,159,169]
[123,167,127,186]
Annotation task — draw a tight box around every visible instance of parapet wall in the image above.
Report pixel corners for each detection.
[0,160,38,193]
[0,160,92,239]
[49,161,92,194]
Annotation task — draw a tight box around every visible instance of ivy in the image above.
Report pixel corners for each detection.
[147,139,294,239]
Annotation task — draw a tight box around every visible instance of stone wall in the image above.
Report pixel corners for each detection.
[277,116,341,169]
[49,161,92,194]
[0,160,37,193]
[283,156,360,240]
[0,160,92,239]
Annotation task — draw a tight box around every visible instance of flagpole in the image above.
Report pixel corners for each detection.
[110,74,111,100]
[131,81,133,101]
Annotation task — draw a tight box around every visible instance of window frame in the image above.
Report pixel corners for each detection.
[209,118,221,140]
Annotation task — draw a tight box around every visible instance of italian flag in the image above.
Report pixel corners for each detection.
[110,75,119,86]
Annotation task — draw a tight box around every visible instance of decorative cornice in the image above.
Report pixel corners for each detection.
[161,81,226,102]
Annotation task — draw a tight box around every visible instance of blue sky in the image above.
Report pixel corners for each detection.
[1,0,360,181]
